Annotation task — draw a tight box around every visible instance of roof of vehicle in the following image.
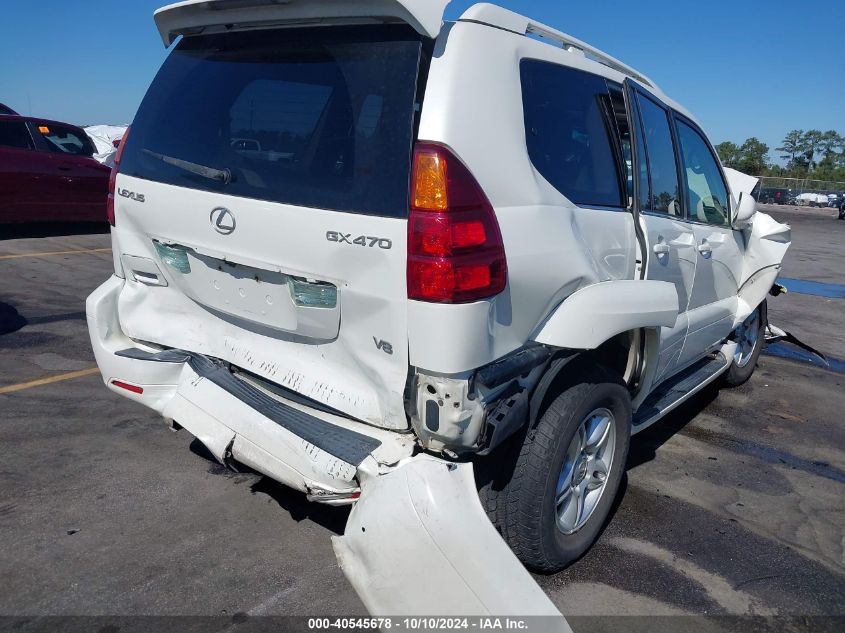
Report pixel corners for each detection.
[152,1,698,125]
[0,103,19,115]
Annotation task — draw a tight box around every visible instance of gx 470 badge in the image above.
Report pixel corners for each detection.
[326,231,392,250]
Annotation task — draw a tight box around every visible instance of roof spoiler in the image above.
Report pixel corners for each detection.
[154,0,451,46]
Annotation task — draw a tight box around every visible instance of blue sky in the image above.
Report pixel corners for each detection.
[1,0,842,161]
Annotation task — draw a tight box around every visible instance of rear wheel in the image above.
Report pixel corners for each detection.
[491,367,631,572]
[723,300,767,387]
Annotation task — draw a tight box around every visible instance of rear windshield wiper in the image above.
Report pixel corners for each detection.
[142,149,232,184]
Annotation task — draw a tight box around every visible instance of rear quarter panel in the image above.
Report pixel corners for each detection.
[411,22,638,374]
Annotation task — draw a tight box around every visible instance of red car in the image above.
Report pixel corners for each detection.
[0,115,111,223]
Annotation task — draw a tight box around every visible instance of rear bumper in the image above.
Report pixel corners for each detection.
[86,276,415,501]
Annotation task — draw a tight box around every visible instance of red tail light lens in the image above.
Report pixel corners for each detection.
[107,127,130,226]
[407,143,507,303]
[111,379,143,394]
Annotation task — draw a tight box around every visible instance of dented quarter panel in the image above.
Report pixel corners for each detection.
[735,211,791,323]
[411,21,638,373]
[333,456,569,622]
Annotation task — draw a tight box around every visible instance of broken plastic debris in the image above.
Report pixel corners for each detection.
[153,241,191,274]
[288,276,337,308]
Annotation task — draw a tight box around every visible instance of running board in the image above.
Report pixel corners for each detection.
[632,352,731,434]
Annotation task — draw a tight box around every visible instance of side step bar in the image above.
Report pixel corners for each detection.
[632,352,732,434]
[116,347,382,466]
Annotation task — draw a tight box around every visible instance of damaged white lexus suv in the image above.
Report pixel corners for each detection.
[87,0,791,615]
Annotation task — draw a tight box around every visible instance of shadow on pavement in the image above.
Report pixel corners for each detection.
[0,301,27,335]
[188,437,350,535]
[626,384,720,471]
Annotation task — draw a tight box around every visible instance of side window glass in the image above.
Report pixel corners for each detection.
[0,121,34,150]
[37,124,93,156]
[521,60,625,208]
[636,94,681,216]
[676,119,730,226]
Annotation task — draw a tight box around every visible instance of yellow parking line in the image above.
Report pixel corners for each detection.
[0,247,111,260]
[0,367,101,395]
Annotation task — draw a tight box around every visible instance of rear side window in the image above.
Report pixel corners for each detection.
[636,93,682,216]
[0,121,34,150]
[120,26,424,218]
[675,118,730,226]
[36,123,94,156]
[520,60,624,208]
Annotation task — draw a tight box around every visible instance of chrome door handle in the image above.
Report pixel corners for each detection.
[697,242,712,255]
[653,243,670,254]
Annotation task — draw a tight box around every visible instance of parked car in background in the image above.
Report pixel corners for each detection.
[0,103,19,115]
[0,115,111,223]
[757,187,789,204]
[84,124,129,167]
[826,193,842,208]
[795,192,829,207]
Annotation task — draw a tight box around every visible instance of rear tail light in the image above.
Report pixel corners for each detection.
[111,379,143,394]
[407,143,507,303]
[107,127,130,226]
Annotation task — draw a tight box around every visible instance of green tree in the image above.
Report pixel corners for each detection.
[801,129,825,171]
[820,130,843,158]
[736,137,769,175]
[715,141,741,167]
[777,129,804,164]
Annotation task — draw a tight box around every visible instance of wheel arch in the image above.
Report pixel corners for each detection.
[531,280,679,350]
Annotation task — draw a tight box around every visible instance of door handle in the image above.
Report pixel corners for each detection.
[57,166,72,172]
[653,243,670,255]
[697,241,712,255]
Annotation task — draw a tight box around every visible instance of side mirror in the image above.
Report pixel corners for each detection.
[733,192,757,229]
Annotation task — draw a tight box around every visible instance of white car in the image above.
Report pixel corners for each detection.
[87,0,790,614]
[84,124,128,167]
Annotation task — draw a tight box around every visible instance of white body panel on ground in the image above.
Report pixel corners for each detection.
[333,456,569,624]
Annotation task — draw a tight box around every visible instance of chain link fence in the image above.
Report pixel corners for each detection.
[755,176,845,206]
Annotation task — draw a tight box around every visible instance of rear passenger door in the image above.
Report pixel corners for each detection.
[626,82,696,382]
[673,116,744,365]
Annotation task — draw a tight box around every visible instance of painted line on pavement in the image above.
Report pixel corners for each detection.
[0,248,111,261]
[0,368,101,395]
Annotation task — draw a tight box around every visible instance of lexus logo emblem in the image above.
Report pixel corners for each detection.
[210,207,236,235]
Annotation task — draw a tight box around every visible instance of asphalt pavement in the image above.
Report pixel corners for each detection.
[0,206,843,630]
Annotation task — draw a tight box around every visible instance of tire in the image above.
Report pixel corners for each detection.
[723,300,767,387]
[838,208,845,220]
[492,366,631,572]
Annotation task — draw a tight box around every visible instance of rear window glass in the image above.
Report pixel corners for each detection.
[520,60,625,208]
[37,123,94,156]
[120,26,423,218]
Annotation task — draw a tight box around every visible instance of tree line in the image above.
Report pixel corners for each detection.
[715,130,845,182]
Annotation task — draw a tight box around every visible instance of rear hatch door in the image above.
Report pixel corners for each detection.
[114,22,428,429]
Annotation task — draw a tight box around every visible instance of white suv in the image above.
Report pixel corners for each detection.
[87,0,790,612]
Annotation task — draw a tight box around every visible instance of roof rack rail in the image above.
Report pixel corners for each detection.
[459,3,657,90]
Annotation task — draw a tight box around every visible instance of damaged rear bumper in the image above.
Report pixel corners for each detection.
[86,275,414,501]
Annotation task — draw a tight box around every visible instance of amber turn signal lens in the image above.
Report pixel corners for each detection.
[412,149,448,211]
